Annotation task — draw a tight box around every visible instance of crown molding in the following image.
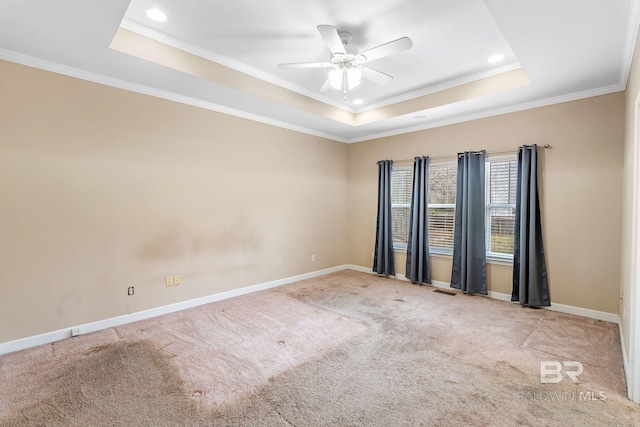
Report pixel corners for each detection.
[0,49,347,143]
[0,49,627,146]
[346,83,625,143]
[620,0,640,89]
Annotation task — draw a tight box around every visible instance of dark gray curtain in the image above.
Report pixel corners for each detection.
[451,151,487,295]
[512,145,550,307]
[373,160,395,276]
[406,156,431,284]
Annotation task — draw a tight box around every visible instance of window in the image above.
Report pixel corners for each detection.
[391,163,458,252]
[391,167,412,249]
[389,156,518,261]
[485,157,518,259]
[428,163,457,253]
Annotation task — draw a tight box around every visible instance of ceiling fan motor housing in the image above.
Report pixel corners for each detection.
[332,31,365,67]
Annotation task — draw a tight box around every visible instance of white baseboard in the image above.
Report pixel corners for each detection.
[544,301,620,323]
[0,264,622,355]
[347,265,620,323]
[0,265,350,356]
[618,317,632,399]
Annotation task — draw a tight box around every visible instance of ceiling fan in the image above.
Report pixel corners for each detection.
[278,25,413,100]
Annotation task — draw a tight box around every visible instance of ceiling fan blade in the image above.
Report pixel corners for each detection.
[317,24,346,56]
[361,37,413,63]
[278,62,333,69]
[363,67,394,85]
[320,79,332,92]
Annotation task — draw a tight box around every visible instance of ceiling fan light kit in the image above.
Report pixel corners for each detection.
[278,24,413,101]
[328,66,363,91]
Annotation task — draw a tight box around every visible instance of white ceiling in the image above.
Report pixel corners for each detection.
[0,0,638,143]
[122,0,520,108]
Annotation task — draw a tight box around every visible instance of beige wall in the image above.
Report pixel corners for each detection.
[0,56,628,345]
[0,60,349,343]
[348,93,624,313]
[621,31,640,371]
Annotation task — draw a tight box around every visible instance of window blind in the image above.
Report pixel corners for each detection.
[391,168,412,247]
[486,159,517,256]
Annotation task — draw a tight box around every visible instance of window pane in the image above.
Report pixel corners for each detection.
[429,164,457,205]
[489,207,516,254]
[391,169,412,205]
[428,207,455,249]
[392,206,410,246]
[429,166,446,204]
[447,165,457,203]
[488,160,517,204]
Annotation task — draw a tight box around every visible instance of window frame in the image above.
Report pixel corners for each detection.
[427,160,458,256]
[485,155,517,262]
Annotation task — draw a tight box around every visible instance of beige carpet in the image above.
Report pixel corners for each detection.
[0,270,638,426]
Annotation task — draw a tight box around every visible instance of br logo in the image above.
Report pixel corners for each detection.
[540,361,584,384]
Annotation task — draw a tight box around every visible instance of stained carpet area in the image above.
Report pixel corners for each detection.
[1,270,638,426]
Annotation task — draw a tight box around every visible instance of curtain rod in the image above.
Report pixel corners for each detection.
[390,144,551,164]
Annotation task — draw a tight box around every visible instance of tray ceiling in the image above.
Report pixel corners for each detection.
[0,0,638,142]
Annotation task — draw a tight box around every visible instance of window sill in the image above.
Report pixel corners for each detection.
[486,256,514,266]
[392,247,513,266]
[430,251,453,259]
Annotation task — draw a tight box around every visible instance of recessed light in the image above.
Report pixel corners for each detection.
[414,115,427,119]
[488,54,505,64]
[353,99,364,105]
[146,8,168,22]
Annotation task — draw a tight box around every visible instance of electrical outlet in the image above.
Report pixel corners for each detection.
[165,276,174,287]
[128,286,134,296]
[174,275,181,286]
[311,255,316,262]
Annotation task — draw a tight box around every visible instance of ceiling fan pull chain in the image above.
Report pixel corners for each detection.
[343,71,348,100]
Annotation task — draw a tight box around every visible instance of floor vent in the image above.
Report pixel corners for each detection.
[433,289,457,296]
